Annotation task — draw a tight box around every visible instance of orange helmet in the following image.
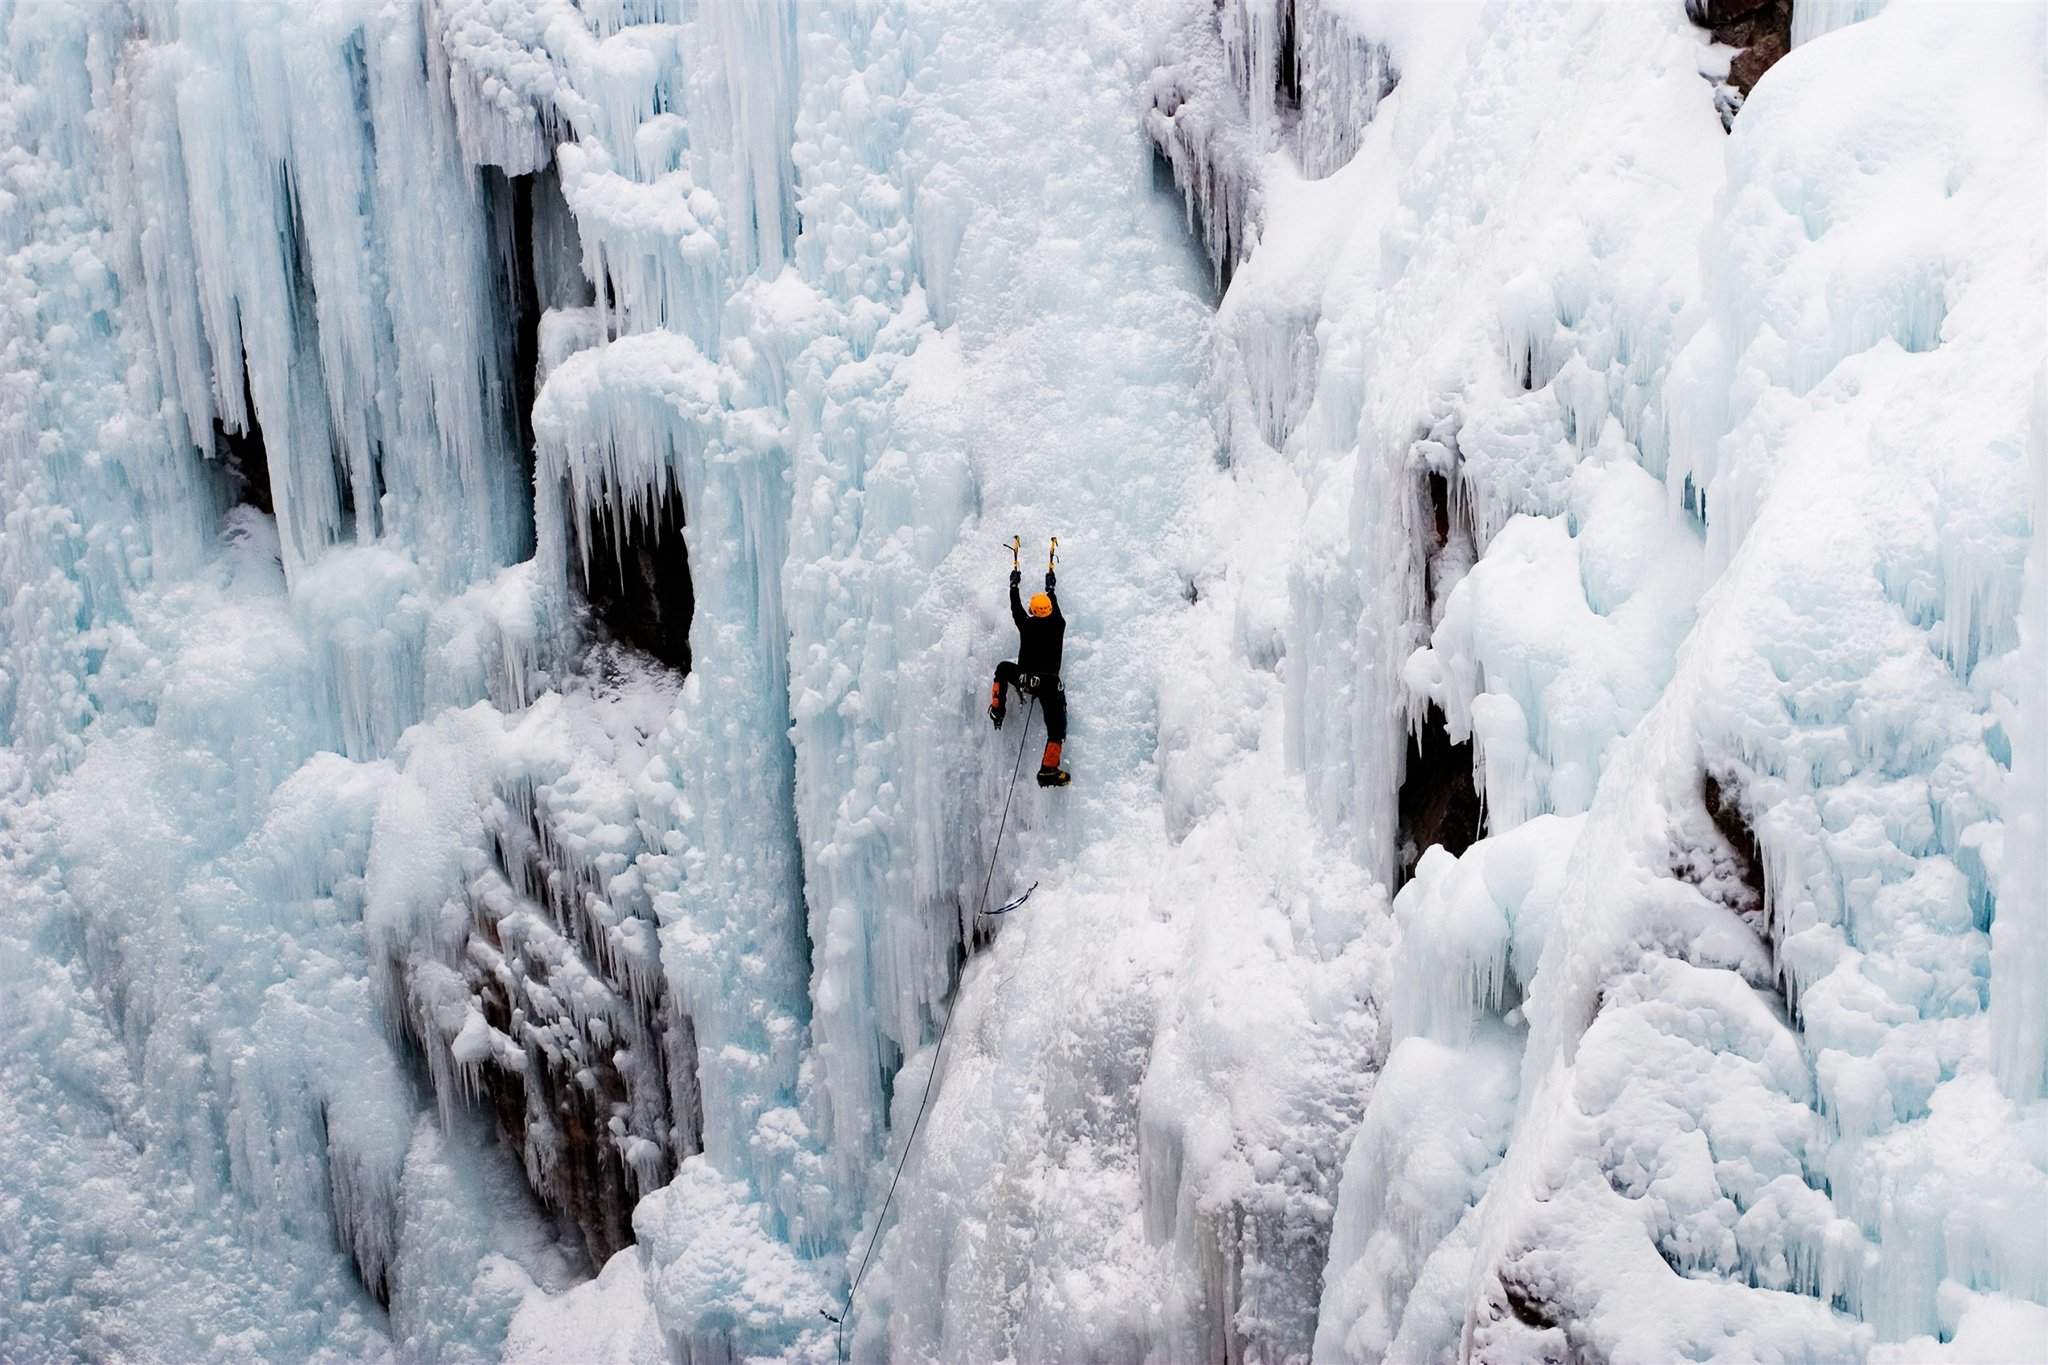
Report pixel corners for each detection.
[1028,592,1053,618]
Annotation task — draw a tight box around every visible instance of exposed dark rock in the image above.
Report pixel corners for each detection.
[1398,451,1482,886]
[1503,1273,1564,1331]
[1727,25,1791,97]
[488,163,590,471]
[489,166,544,478]
[212,357,272,516]
[1276,0,1302,109]
[1671,768,1768,933]
[1398,703,1482,887]
[484,162,588,561]
[395,780,701,1273]
[1688,0,1794,127]
[1697,768,1778,997]
[484,164,687,672]
[578,478,695,675]
[478,784,696,1269]
[1702,770,1766,915]
[1472,1267,1596,1365]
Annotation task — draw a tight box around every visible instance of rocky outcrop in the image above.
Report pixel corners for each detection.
[1689,0,1794,126]
[399,772,702,1272]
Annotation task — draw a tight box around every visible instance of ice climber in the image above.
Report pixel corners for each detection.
[990,540,1070,788]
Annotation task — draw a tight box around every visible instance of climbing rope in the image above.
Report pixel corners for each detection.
[831,695,1039,1360]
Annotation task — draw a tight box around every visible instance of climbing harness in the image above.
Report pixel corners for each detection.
[828,694,1041,1360]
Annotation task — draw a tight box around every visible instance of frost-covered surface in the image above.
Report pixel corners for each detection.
[3,0,2043,1362]
[1275,0,2047,1360]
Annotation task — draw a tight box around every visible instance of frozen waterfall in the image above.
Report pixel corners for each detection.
[2,0,2042,1362]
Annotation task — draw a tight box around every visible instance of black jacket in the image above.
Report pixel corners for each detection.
[1012,575,1065,679]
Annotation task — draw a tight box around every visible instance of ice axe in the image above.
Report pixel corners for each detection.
[1048,536,1057,573]
[1005,534,1021,571]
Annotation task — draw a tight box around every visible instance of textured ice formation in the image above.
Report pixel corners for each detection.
[2,0,2041,1360]
[1145,0,1398,289]
[1281,0,2046,1359]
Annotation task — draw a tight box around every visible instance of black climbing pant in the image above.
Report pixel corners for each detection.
[993,661,1065,742]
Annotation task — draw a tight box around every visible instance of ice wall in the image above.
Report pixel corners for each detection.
[1,0,215,789]
[1992,373,2048,1108]
[1232,0,1720,887]
[2,0,580,1357]
[1629,9,2044,1346]
[1791,0,1889,48]
[7,0,2042,1360]
[452,0,1404,1358]
[1144,0,1398,290]
[113,0,532,588]
[829,0,1392,1357]
[1248,0,2048,1359]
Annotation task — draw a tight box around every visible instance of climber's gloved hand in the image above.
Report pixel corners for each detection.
[1045,569,1056,588]
[1010,569,1022,586]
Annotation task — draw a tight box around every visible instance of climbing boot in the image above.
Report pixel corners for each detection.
[989,680,1005,730]
[1036,740,1070,788]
